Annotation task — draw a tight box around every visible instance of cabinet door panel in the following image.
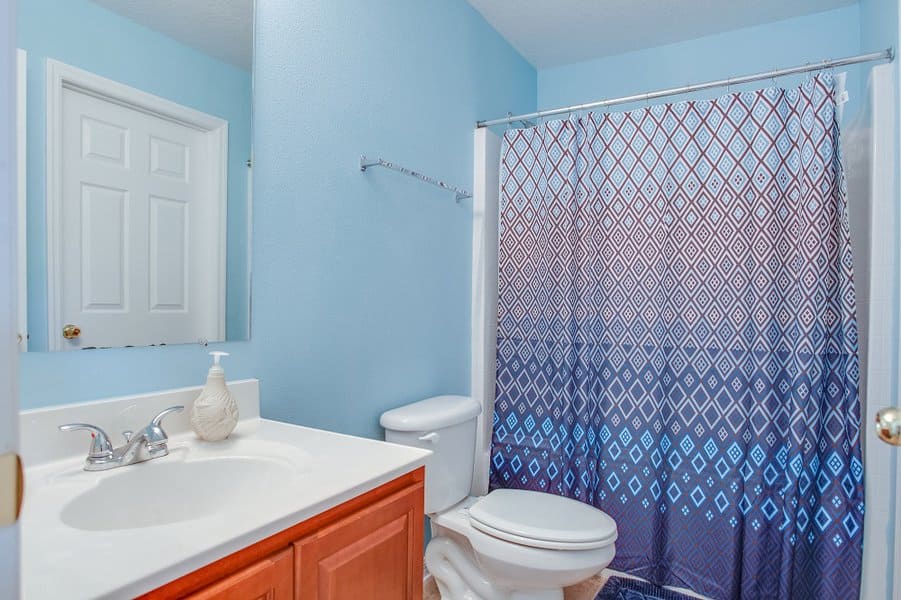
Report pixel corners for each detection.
[295,484,424,600]
[318,513,409,597]
[186,547,293,600]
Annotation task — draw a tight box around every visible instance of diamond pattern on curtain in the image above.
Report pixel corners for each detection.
[490,74,863,600]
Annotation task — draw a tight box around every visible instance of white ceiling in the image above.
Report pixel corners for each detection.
[467,0,858,68]
[90,0,253,70]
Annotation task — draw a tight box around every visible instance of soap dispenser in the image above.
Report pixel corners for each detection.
[190,351,239,441]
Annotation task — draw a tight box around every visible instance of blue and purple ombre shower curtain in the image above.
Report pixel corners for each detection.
[490,74,863,599]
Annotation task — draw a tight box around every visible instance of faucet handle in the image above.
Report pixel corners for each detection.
[145,405,184,445]
[151,405,185,427]
[58,423,114,458]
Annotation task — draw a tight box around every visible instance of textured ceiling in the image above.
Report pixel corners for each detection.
[90,0,253,70]
[467,0,858,68]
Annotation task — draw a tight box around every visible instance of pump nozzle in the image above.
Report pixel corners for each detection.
[208,351,230,375]
[209,351,229,365]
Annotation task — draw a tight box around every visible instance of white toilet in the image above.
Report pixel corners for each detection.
[381,395,617,600]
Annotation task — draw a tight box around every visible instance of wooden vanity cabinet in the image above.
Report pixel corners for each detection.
[294,476,422,599]
[185,548,293,600]
[139,467,424,600]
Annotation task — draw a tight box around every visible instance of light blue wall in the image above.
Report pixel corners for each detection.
[538,6,864,121]
[861,0,899,52]
[17,0,252,353]
[251,0,534,438]
[19,0,536,439]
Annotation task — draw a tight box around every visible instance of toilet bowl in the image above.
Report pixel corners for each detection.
[381,395,617,600]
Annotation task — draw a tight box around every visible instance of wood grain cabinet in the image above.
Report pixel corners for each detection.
[185,548,293,600]
[295,479,421,599]
[140,468,424,600]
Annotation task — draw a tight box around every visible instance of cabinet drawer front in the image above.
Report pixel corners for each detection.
[186,547,293,600]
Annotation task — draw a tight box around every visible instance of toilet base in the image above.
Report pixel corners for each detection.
[424,497,615,600]
[425,536,564,600]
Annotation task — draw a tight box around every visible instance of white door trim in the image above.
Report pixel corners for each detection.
[892,52,901,600]
[0,0,21,595]
[45,59,228,350]
[16,49,26,351]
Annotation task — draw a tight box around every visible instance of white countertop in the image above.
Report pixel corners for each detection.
[20,417,430,599]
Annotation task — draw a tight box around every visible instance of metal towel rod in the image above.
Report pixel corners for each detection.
[360,155,471,202]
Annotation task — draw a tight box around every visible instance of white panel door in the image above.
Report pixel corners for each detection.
[57,86,221,350]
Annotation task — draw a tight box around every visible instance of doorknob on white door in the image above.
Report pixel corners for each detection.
[876,407,901,446]
[62,324,81,339]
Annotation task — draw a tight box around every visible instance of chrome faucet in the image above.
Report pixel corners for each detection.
[59,406,184,471]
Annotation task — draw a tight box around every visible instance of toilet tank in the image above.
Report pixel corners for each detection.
[380,395,481,514]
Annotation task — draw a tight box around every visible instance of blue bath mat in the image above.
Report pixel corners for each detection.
[596,576,697,600]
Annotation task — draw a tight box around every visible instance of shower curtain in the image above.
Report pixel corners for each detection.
[490,74,863,599]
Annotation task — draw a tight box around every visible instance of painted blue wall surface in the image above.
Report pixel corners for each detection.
[18,0,536,439]
[251,0,534,438]
[861,0,900,54]
[538,6,864,121]
[17,0,252,353]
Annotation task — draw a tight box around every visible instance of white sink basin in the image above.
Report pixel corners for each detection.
[21,416,429,600]
[61,454,304,531]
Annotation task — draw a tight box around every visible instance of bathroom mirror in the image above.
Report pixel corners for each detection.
[16,0,254,352]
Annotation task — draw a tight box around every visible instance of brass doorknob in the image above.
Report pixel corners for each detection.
[876,407,901,446]
[62,324,81,340]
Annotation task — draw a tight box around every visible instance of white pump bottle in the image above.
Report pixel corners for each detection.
[190,351,239,441]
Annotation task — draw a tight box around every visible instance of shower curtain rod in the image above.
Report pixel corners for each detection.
[476,48,894,128]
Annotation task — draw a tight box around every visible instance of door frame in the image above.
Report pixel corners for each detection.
[16,49,25,351]
[893,52,901,600]
[0,0,21,596]
[45,59,228,350]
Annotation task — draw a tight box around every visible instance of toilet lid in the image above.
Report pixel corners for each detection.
[469,489,618,550]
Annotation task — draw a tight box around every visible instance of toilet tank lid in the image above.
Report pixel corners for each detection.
[380,395,481,432]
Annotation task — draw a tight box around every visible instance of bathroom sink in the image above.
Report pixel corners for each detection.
[60,451,308,531]
[20,384,431,600]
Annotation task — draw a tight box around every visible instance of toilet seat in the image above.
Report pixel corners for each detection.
[468,489,617,551]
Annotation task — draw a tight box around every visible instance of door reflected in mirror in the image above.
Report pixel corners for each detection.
[17,0,254,351]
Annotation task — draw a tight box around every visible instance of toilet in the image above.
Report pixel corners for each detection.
[381,395,617,600]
